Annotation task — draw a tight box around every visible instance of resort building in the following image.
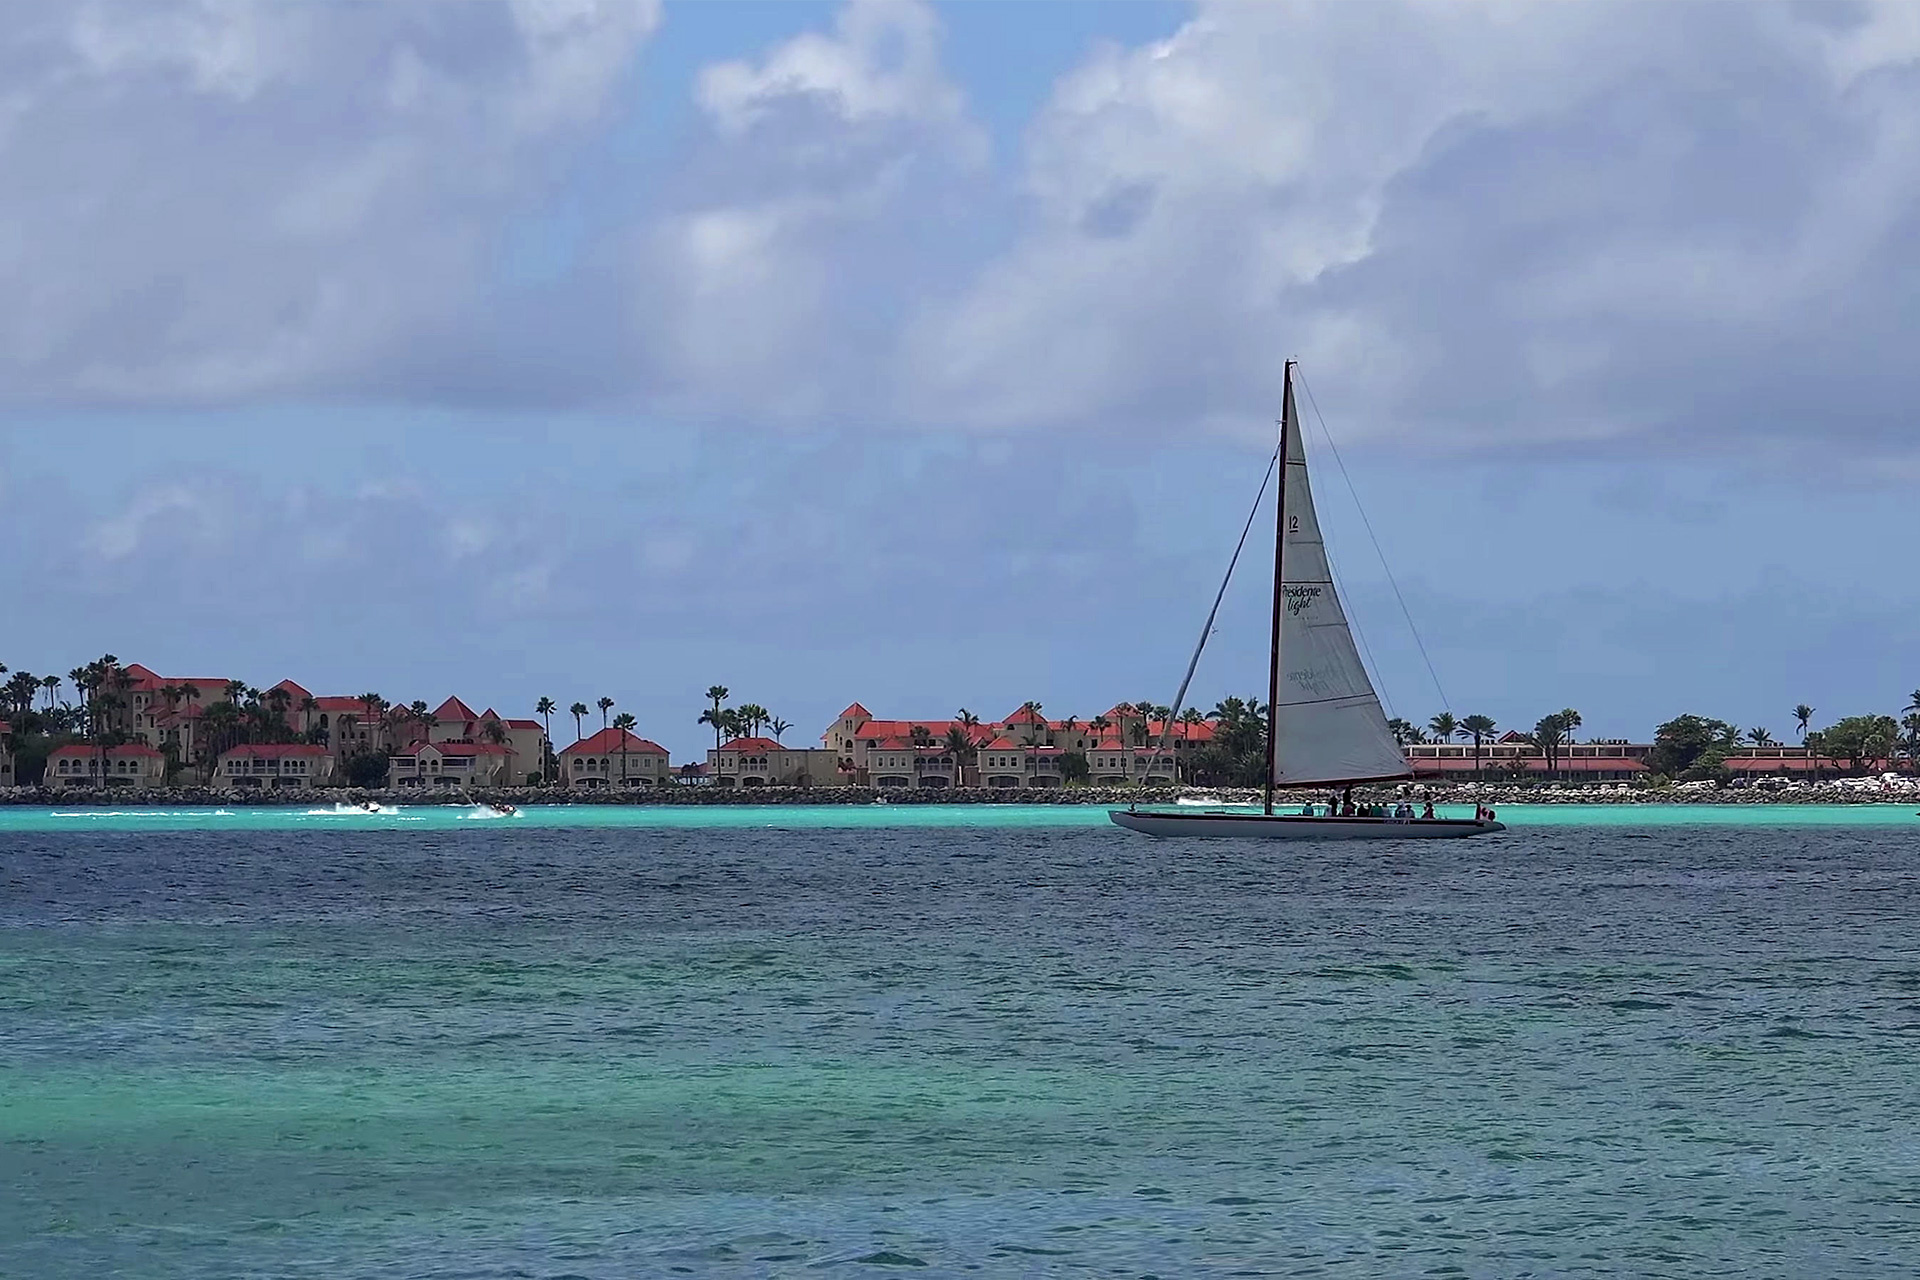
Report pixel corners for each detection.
[44,743,166,790]
[213,743,337,790]
[558,727,671,789]
[421,698,548,785]
[708,736,847,788]
[821,702,1205,788]
[388,740,516,788]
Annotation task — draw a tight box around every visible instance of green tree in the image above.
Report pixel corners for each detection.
[1819,714,1900,774]
[1459,715,1497,777]
[1900,712,1920,768]
[345,750,390,788]
[1747,727,1776,746]
[611,712,637,784]
[1647,714,1740,779]
[535,696,557,780]
[909,724,934,747]
[701,686,731,751]
[1793,705,1814,740]
[1428,711,1460,743]
[1059,749,1091,785]
[570,701,588,744]
[596,697,614,730]
[769,717,791,744]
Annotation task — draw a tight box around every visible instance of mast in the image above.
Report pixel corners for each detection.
[1263,360,1293,815]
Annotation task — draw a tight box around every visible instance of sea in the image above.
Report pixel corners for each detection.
[2,804,1917,1277]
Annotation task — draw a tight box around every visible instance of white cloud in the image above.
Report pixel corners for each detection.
[0,0,658,405]
[897,0,1920,457]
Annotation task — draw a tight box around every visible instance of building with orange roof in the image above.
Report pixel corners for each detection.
[709,736,849,789]
[44,742,166,791]
[388,739,518,789]
[558,727,671,790]
[213,743,337,790]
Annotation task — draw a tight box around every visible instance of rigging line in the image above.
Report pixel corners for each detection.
[1319,528,1397,723]
[1296,368,1452,715]
[1158,443,1281,759]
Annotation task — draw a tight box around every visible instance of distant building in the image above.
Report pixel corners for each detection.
[558,728,671,789]
[388,739,516,789]
[44,743,166,790]
[822,702,1197,788]
[708,737,848,788]
[213,743,337,790]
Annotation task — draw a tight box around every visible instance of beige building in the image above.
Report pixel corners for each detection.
[389,740,515,788]
[709,737,848,788]
[214,743,337,790]
[44,743,167,790]
[559,727,671,789]
[425,699,548,785]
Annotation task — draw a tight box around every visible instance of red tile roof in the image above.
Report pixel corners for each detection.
[432,696,479,723]
[313,696,376,713]
[417,740,511,757]
[221,743,332,759]
[562,727,668,756]
[1148,719,1215,742]
[270,679,313,701]
[716,736,782,753]
[49,743,163,759]
[836,702,873,721]
[1003,706,1047,725]
[984,735,1024,750]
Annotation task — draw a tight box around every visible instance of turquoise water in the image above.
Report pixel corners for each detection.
[3,816,1919,1276]
[0,801,1914,832]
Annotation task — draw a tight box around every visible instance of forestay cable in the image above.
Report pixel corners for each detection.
[1158,444,1281,758]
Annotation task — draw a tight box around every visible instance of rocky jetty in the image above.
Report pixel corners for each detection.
[5,778,1917,807]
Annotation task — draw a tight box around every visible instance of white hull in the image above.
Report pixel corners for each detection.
[1109,809,1503,840]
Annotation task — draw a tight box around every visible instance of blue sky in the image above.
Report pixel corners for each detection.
[1,0,1916,757]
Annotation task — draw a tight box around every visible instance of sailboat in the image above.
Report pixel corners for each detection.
[1110,361,1502,840]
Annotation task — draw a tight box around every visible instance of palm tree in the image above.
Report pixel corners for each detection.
[956,709,979,728]
[769,717,791,744]
[535,697,558,781]
[737,704,769,738]
[570,702,588,744]
[1901,712,1920,769]
[1387,718,1418,747]
[1088,714,1112,743]
[41,674,60,711]
[1748,727,1777,747]
[597,697,614,730]
[1428,711,1460,743]
[1793,705,1814,741]
[1557,708,1583,744]
[611,712,637,784]
[704,686,730,745]
[1459,714,1497,777]
[1528,714,1568,774]
[909,724,934,747]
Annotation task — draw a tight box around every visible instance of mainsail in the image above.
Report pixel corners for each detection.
[1269,372,1412,788]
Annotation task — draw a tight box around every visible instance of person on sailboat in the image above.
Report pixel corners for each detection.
[1422,800,1435,820]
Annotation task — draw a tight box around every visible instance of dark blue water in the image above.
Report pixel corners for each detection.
[3,822,1918,1277]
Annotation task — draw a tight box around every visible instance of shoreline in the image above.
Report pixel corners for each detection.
[3,782,1916,807]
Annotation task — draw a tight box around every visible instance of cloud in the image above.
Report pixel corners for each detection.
[0,0,658,406]
[3,0,1917,468]
[902,1,1920,461]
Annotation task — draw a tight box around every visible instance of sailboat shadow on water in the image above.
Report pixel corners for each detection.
[1110,360,1502,841]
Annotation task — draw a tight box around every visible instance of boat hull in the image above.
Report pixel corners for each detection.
[1109,809,1503,839]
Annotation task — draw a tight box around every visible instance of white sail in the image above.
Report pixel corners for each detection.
[1271,377,1412,787]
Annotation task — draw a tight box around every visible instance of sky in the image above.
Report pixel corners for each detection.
[1,0,1917,758]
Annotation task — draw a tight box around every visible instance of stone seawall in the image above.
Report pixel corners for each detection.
[3,781,1915,806]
